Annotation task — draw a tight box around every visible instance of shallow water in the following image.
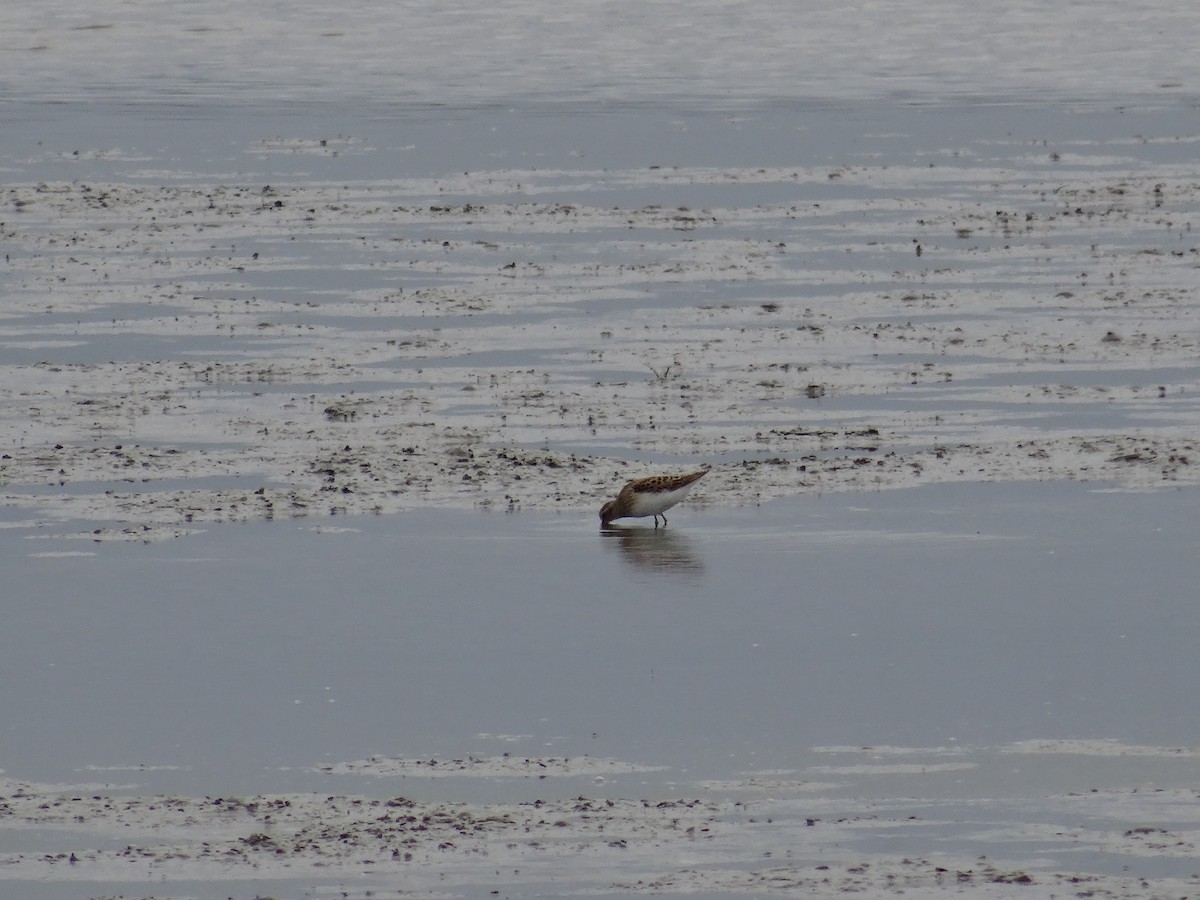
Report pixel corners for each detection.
[3,0,1198,106]
[4,481,1196,798]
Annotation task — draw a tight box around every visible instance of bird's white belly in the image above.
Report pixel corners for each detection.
[627,484,693,517]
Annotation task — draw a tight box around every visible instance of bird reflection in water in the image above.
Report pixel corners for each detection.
[600,524,704,574]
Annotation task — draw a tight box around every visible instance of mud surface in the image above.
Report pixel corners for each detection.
[3,109,1198,541]
[4,741,1200,898]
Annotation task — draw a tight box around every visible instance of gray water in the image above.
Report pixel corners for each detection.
[3,481,1196,800]
[3,0,1197,106]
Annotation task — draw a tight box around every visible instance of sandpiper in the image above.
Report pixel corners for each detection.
[599,468,708,528]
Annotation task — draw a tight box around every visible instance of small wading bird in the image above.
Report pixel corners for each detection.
[599,468,708,528]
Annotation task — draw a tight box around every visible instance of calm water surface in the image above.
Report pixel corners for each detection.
[3,481,1196,799]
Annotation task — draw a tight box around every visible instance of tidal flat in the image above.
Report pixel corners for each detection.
[2,97,1200,898]
[2,102,1198,542]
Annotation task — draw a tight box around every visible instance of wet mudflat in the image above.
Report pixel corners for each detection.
[2,102,1199,545]
[3,9,1200,892]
